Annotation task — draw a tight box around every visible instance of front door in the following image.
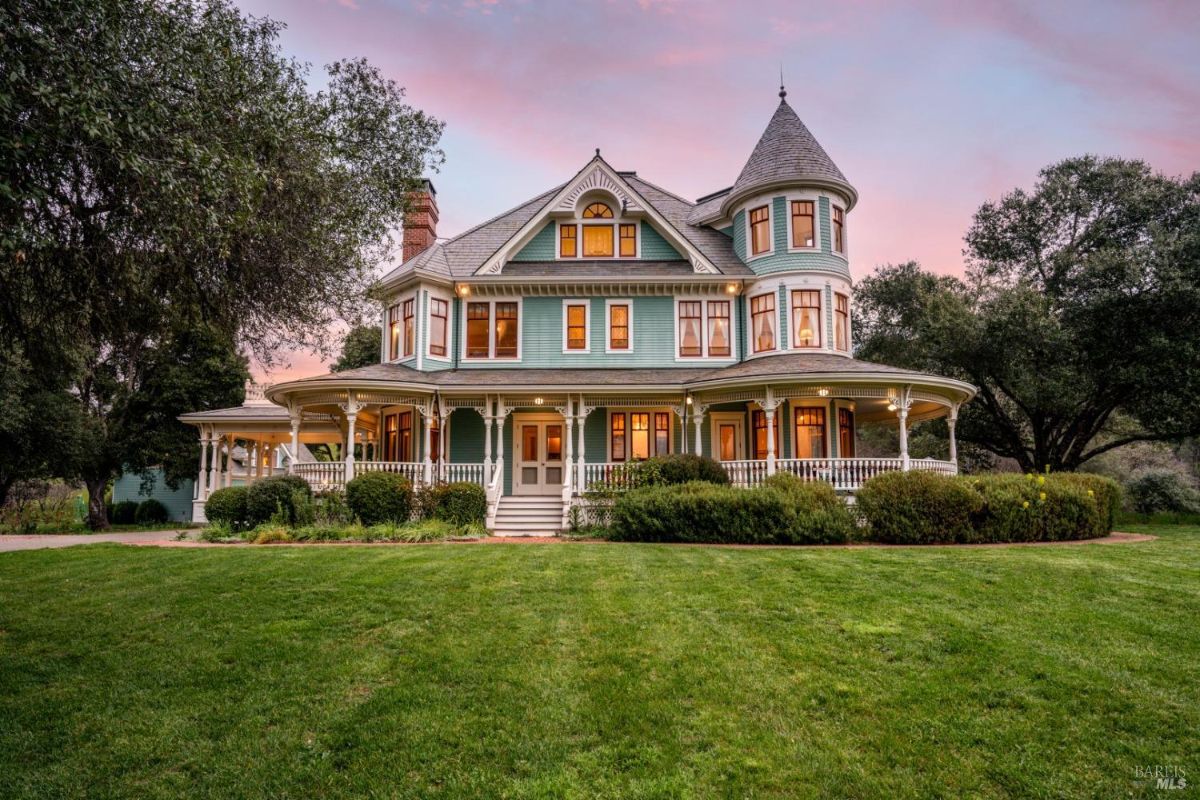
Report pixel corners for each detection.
[514,415,565,495]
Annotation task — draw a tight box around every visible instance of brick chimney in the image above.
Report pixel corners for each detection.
[402,179,438,262]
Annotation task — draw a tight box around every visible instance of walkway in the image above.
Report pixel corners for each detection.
[0,531,193,553]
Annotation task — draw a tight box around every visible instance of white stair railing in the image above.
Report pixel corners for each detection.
[485,460,502,529]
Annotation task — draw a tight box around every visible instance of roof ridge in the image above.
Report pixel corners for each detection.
[624,175,695,208]
[441,183,565,246]
[695,186,732,204]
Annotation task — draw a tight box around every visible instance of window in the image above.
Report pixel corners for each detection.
[792,290,821,348]
[583,202,613,219]
[718,423,738,461]
[749,205,771,255]
[429,414,440,463]
[751,409,781,460]
[791,200,815,248]
[582,225,614,257]
[610,413,626,462]
[707,300,731,357]
[384,414,398,461]
[560,224,577,258]
[619,224,637,257]
[839,408,855,457]
[654,412,670,456]
[402,299,415,357]
[630,413,650,461]
[494,302,518,358]
[387,304,401,360]
[429,298,448,357]
[794,407,827,459]
[750,293,776,353]
[832,206,845,254]
[466,302,490,358]
[565,302,587,351]
[835,293,850,351]
[608,302,630,350]
[678,301,703,357]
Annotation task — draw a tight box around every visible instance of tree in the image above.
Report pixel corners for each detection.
[855,157,1200,472]
[0,0,443,526]
[330,325,382,372]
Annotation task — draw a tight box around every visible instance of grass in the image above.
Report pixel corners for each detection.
[0,524,1196,799]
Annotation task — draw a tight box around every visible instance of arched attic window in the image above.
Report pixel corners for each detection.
[583,202,613,218]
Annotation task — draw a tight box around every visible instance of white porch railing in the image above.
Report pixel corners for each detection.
[583,462,642,491]
[442,462,486,486]
[356,460,425,484]
[291,461,348,491]
[722,459,771,488]
[289,461,490,492]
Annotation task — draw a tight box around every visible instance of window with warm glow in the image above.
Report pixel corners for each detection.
[751,409,781,460]
[387,304,401,360]
[610,413,626,462]
[429,298,448,356]
[582,225,614,257]
[794,407,827,458]
[832,206,845,253]
[619,223,637,257]
[609,303,629,350]
[749,205,771,255]
[630,412,650,461]
[719,423,738,461]
[559,224,577,258]
[751,293,776,353]
[402,299,415,357]
[792,290,821,348]
[565,303,587,350]
[707,300,730,356]
[791,200,815,248]
[835,293,850,351]
[654,412,670,456]
[466,302,490,358]
[678,301,702,357]
[384,414,398,461]
[839,408,855,457]
[494,302,518,358]
[398,411,413,462]
[583,202,613,219]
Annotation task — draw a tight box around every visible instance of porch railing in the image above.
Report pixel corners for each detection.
[288,461,489,492]
[290,461,348,491]
[356,460,425,484]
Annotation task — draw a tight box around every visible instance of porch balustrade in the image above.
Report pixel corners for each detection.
[287,460,488,493]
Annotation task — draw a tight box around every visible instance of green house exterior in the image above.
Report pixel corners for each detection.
[183,91,974,533]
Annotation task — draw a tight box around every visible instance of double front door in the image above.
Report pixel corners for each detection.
[514,414,565,495]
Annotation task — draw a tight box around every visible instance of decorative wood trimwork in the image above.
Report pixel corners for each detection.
[555,167,643,214]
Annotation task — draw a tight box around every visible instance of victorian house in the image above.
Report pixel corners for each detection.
[181,89,975,533]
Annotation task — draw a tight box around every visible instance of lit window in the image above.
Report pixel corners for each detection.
[750,293,776,353]
[466,302,490,358]
[791,200,815,248]
[835,293,850,351]
[565,303,587,350]
[560,225,577,258]
[707,300,730,357]
[611,413,626,462]
[402,299,415,357]
[384,414,398,461]
[752,409,781,460]
[619,223,637,257]
[583,202,613,219]
[398,412,413,462]
[494,302,518,358]
[609,303,629,350]
[719,423,737,461]
[387,304,401,360]
[795,407,827,458]
[749,205,771,255]
[429,298,448,356]
[792,290,821,348]
[678,301,702,357]
[832,206,845,254]
[654,412,670,456]
[582,225,614,257]
[839,408,855,457]
[630,412,650,461]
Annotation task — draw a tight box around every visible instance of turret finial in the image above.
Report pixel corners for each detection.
[595,147,601,157]
[779,66,786,99]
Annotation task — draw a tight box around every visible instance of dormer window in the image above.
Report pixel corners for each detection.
[619,224,637,257]
[583,203,613,219]
[582,224,613,257]
[559,200,640,260]
[749,205,771,256]
[559,225,577,258]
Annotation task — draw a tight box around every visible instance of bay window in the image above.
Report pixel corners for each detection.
[835,293,850,351]
[402,298,415,357]
[429,298,448,356]
[791,290,821,348]
[387,303,401,360]
[750,293,776,353]
[794,407,827,458]
[749,205,771,256]
[791,200,815,248]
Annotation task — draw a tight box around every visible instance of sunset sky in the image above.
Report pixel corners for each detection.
[234,0,1200,380]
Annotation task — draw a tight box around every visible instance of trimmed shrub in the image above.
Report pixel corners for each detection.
[1057,473,1121,533]
[856,470,983,544]
[134,498,169,525]
[109,499,140,525]
[641,453,730,486]
[205,486,251,531]
[345,471,414,525]
[245,474,313,526]
[420,481,487,525]
[1126,470,1200,515]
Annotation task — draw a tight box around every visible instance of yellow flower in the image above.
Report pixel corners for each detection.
[1087,489,1094,497]
[1026,473,1034,481]
[1037,475,1046,486]
[1039,492,1047,501]
[1022,501,1030,509]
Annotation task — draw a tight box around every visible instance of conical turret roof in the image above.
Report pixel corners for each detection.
[726,96,856,211]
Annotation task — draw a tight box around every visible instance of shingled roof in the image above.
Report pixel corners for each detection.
[727,97,856,210]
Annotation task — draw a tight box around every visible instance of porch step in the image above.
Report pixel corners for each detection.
[492,495,563,537]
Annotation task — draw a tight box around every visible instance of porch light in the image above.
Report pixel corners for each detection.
[887,402,897,411]
[725,283,739,295]
[457,284,470,297]
[818,388,829,397]
[686,396,693,405]
[534,397,544,406]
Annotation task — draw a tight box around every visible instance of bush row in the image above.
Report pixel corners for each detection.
[205,474,312,532]
[855,471,1120,544]
[108,498,170,525]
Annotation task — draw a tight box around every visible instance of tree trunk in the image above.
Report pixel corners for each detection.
[85,476,110,530]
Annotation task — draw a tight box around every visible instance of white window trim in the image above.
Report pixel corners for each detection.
[833,290,852,353]
[745,203,774,260]
[788,287,825,351]
[605,299,634,354]
[784,191,823,253]
[789,399,834,460]
[386,291,418,363]
[831,204,848,258]
[605,408,674,463]
[460,297,523,362]
[555,214,641,260]
[673,296,737,363]
[425,290,452,362]
[709,411,746,461]
[561,299,591,354]
[748,290,779,355]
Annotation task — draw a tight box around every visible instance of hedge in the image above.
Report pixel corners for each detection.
[245,474,313,527]
[856,470,983,544]
[205,486,251,531]
[109,499,140,525]
[609,479,855,545]
[345,471,414,525]
[134,498,169,525]
[639,454,730,486]
[418,481,487,525]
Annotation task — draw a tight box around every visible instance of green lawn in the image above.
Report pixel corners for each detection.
[1,527,1196,799]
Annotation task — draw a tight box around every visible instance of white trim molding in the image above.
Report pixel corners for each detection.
[605,298,634,354]
[561,298,591,354]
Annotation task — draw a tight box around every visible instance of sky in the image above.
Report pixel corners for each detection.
[234,0,1200,380]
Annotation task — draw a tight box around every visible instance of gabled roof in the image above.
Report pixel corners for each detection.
[723,96,857,214]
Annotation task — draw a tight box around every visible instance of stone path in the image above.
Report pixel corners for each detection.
[0,531,193,552]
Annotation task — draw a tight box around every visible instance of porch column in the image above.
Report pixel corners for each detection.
[898,406,910,471]
[440,408,451,481]
[289,412,301,474]
[692,404,707,456]
[563,398,574,492]
[948,403,959,466]
[344,411,357,483]
[208,430,220,497]
[765,407,777,475]
[576,398,588,492]
[197,428,209,500]
[224,435,234,487]
[483,402,494,472]
[422,410,434,485]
